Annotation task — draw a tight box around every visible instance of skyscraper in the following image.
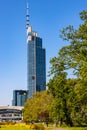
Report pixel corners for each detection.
[12,90,27,106]
[26,4,46,98]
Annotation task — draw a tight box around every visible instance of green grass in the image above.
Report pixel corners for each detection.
[0,126,87,130]
[0,126,30,130]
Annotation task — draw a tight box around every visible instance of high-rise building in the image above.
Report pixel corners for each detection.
[12,90,27,106]
[26,4,46,98]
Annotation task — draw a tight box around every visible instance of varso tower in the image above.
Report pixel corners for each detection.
[26,4,46,98]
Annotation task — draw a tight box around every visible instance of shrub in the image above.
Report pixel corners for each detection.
[29,124,45,130]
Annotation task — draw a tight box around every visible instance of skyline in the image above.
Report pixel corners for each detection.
[0,0,87,106]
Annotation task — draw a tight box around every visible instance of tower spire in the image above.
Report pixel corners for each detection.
[26,2,29,29]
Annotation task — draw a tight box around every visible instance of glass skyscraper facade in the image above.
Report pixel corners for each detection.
[12,90,27,106]
[27,26,46,98]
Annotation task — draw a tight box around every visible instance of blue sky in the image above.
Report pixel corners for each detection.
[0,0,87,106]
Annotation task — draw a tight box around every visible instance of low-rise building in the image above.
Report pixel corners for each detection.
[0,106,23,122]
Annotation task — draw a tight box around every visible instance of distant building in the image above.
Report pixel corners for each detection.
[26,4,46,98]
[0,106,23,122]
[12,90,27,106]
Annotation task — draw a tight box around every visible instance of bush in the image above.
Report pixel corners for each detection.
[30,124,45,130]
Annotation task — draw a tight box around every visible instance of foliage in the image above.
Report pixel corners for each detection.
[0,122,16,125]
[47,10,87,126]
[23,91,53,123]
[0,123,45,130]
[38,110,49,123]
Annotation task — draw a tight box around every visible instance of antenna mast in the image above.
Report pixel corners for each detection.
[26,2,29,29]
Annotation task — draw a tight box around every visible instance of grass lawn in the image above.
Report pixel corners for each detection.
[0,125,87,130]
[0,126,30,130]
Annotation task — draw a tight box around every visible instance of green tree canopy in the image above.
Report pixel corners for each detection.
[47,10,87,126]
[23,91,53,123]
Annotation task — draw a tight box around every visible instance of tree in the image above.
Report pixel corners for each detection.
[38,110,49,127]
[59,10,87,78]
[23,91,53,124]
[47,10,87,126]
[48,74,76,126]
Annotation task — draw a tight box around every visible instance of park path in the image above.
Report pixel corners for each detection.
[54,128,66,130]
